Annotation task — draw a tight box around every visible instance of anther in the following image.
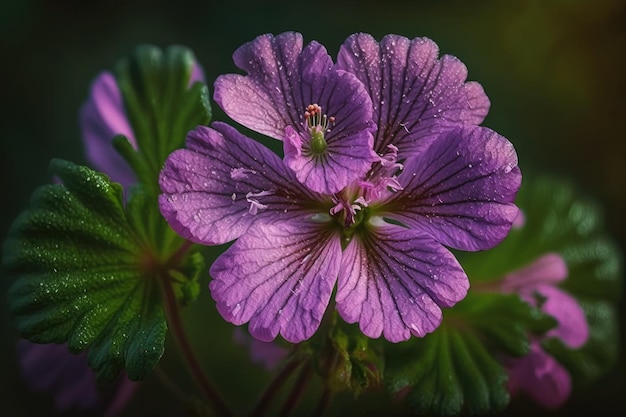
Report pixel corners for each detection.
[304,103,335,132]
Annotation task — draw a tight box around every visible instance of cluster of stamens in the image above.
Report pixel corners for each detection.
[304,103,335,132]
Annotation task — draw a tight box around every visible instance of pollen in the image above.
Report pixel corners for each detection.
[304,103,335,132]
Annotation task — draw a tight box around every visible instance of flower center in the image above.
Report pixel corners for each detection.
[304,103,334,154]
[329,194,371,248]
[330,194,368,228]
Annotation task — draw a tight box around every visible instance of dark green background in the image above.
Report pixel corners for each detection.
[1,0,624,416]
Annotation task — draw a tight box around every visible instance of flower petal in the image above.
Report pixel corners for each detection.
[337,33,490,157]
[216,32,377,194]
[209,220,341,343]
[214,32,310,139]
[506,341,572,409]
[17,340,101,413]
[282,67,376,194]
[189,60,206,86]
[384,126,521,251]
[535,284,589,349]
[335,226,468,342]
[159,122,319,245]
[80,72,136,187]
[501,253,568,292]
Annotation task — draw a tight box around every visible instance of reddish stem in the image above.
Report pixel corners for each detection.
[251,356,304,417]
[278,363,312,417]
[160,276,234,417]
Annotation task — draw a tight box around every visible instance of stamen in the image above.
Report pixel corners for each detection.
[231,167,257,180]
[304,103,335,132]
[303,103,335,154]
[245,190,273,215]
[379,144,403,170]
[330,194,368,227]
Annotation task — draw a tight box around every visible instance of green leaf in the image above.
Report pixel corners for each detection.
[386,329,507,417]
[3,160,203,381]
[385,292,551,416]
[114,44,211,194]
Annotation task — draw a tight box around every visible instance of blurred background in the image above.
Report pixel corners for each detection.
[1,0,624,415]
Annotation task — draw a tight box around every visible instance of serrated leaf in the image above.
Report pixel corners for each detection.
[385,292,551,416]
[3,160,203,381]
[114,44,211,194]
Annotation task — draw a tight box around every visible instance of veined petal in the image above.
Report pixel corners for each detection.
[216,32,377,194]
[209,221,341,343]
[159,122,319,245]
[214,32,312,139]
[337,33,490,157]
[383,126,521,251]
[281,67,376,194]
[80,72,136,187]
[506,342,572,409]
[335,226,468,342]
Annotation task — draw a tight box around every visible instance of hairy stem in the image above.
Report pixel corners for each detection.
[160,275,235,417]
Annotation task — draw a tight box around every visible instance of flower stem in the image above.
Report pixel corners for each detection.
[312,384,332,417]
[167,239,195,266]
[251,356,304,417]
[278,363,312,417]
[160,276,235,417]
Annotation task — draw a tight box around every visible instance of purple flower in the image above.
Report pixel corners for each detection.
[500,253,589,408]
[214,32,378,195]
[160,34,521,342]
[80,62,205,187]
[506,341,572,409]
[159,120,519,342]
[80,71,137,187]
[17,340,137,416]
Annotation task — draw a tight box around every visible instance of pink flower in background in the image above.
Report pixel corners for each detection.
[500,253,589,408]
[80,61,205,187]
[17,340,137,416]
